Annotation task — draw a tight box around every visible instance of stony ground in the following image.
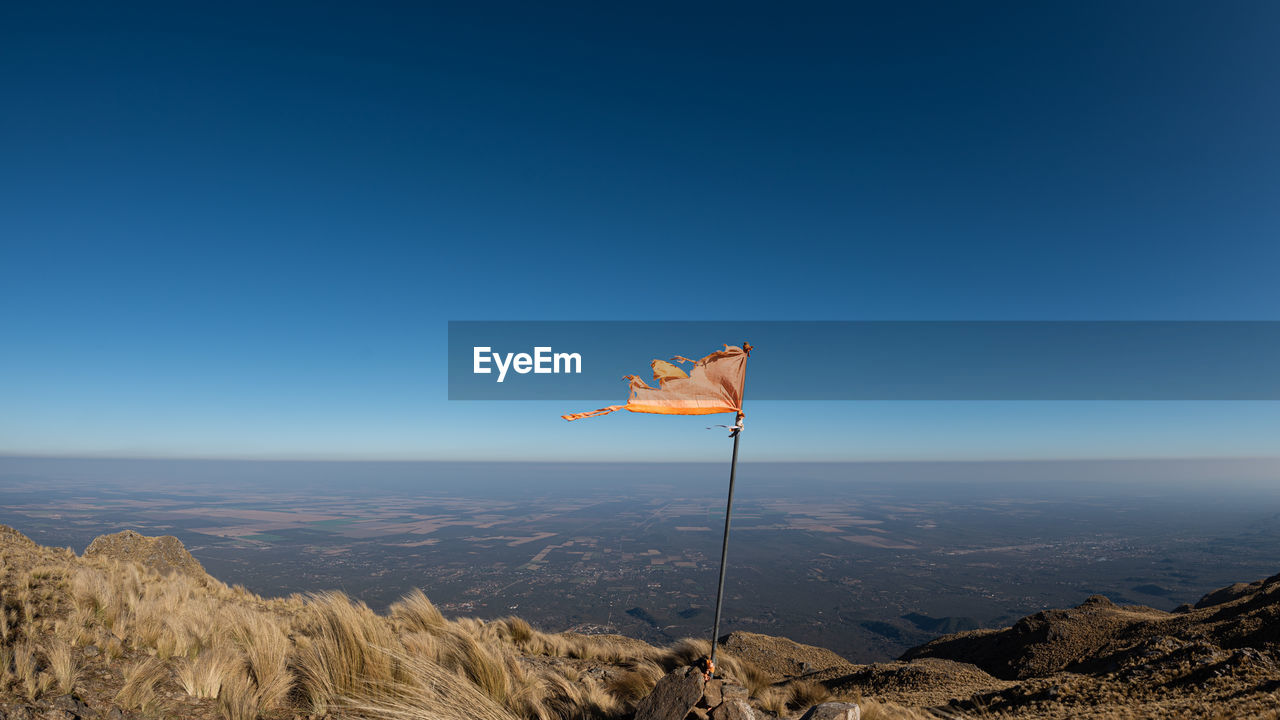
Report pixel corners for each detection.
[678,574,1280,717]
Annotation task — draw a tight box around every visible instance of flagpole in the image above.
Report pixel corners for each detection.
[708,411,743,675]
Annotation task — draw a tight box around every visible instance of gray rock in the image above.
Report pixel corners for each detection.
[51,696,90,720]
[722,683,750,702]
[798,702,861,720]
[710,699,757,720]
[0,704,36,720]
[703,678,723,707]
[635,666,706,720]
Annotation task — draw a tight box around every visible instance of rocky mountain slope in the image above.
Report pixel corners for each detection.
[1,523,1278,719]
[900,575,1280,718]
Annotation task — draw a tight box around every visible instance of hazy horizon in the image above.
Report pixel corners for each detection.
[4,454,1279,496]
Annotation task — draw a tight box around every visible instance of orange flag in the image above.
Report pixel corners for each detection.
[562,343,752,421]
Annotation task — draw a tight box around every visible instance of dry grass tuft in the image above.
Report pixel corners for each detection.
[45,637,80,694]
[757,684,790,716]
[436,631,513,705]
[115,656,167,710]
[218,668,259,720]
[389,588,446,634]
[860,697,952,720]
[102,633,126,662]
[339,644,519,720]
[0,645,11,687]
[13,641,54,700]
[13,642,38,698]
[739,660,776,698]
[605,663,662,708]
[226,607,294,711]
[504,616,536,645]
[786,678,833,712]
[294,591,397,714]
[538,669,622,720]
[176,643,243,698]
[401,630,439,659]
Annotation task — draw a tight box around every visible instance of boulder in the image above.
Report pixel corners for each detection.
[702,677,749,708]
[84,530,206,578]
[798,702,861,720]
[634,666,706,720]
[703,678,724,707]
[710,699,757,720]
[50,695,91,719]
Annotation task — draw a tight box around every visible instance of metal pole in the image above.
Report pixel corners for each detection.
[708,412,743,674]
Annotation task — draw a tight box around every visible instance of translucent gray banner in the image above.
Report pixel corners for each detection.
[448,321,1280,400]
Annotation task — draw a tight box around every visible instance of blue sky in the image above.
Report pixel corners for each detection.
[2,2,1279,461]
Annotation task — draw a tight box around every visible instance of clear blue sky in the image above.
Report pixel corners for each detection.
[2,2,1279,461]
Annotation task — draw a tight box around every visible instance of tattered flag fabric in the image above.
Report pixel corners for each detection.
[562,343,751,421]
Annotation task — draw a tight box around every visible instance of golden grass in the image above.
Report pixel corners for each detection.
[504,616,536,645]
[339,644,520,720]
[294,591,398,714]
[114,656,166,710]
[738,661,776,698]
[102,632,126,662]
[756,685,790,716]
[218,668,259,720]
[534,668,623,720]
[0,645,11,687]
[3,549,794,720]
[606,661,663,707]
[389,587,446,633]
[59,603,96,646]
[437,631,513,703]
[226,606,293,711]
[176,643,243,698]
[44,637,80,694]
[14,642,51,700]
[786,678,833,712]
